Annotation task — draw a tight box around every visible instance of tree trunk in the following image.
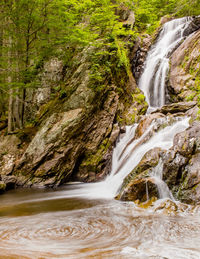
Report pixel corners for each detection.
[8,87,13,133]
[7,36,13,133]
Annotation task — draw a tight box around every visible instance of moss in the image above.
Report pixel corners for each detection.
[179,43,200,109]
[80,138,111,171]
[186,94,195,101]
[16,125,37,143]
[0,182,6,193]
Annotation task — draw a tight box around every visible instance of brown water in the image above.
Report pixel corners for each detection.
[0,184,200,259]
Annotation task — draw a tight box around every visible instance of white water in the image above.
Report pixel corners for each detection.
[45,116,189,201]
[139,17,192,111]
[150,159,174,200]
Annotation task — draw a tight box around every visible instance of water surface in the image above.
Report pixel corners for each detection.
[0,186,200,259]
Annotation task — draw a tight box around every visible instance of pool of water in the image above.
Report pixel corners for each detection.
[0,184,200,259]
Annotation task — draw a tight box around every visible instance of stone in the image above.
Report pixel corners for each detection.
[134,113,165,139]
[173,122,200,156]
[153,101,197,115]
[182,16,200,37]
[118,147,163,202]
[119,177,159,202]
[159,122,200,204]
[169,30,200,99]
[123,11,135,29]
[0,154,16,175]
[0,181,6,193]
[1,175,17,190]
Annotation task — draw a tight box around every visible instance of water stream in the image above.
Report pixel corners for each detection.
[1,17,200,258]
[139,17,192,112]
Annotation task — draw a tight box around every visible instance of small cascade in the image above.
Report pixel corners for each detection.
[150,159,174,200]
[60,117,189,200]
[99,117,189,198]
[139,17,192,112]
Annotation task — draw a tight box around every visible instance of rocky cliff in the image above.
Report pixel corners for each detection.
[0,10,148,191]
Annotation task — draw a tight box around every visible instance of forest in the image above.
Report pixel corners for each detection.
[0,0,199,132]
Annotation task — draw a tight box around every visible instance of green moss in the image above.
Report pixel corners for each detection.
[80,138,112,172]
[0,182,6,193]
[16,125,37,143]
[186,94,195,101]
[179,44,200,109]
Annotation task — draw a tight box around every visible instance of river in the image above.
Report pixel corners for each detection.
[0,186,200,258]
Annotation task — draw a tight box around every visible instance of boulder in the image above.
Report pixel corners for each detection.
[119,177,159,202]
[153,101,197,115]
[161,122,200,204]
[118,147,162,202]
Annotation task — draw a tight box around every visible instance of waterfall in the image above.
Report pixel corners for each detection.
[59,117,189,200]
[60,17,192,201]
[139,17,192,112]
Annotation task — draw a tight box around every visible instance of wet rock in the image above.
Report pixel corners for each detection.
[173,122,200,156]
[163,152,188,188]
[118,147,163,202]
[133,147,162,175]
[153,199,178,215]
[160,122,200,204]
[184,153,200,189]
[119,177,159,202]
[182,16,200,37]
[153,101,197,115]
[132,34,152,80]
[134,113,165,139]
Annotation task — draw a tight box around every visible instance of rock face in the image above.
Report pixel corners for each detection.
[163,122,200,204]
[169,29,200,102]
[8,72,122,186]
[132,34,152,81]
[153,101,197,115]
[0,30,147,189]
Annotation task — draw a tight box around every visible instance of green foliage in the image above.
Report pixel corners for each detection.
[0,0,200,127]
[133,0,200,33]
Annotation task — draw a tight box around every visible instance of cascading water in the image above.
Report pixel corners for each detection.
[139,17,192,112]
[60,116,189,200]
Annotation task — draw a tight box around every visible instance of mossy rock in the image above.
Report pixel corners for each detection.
[0,181,6,193]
